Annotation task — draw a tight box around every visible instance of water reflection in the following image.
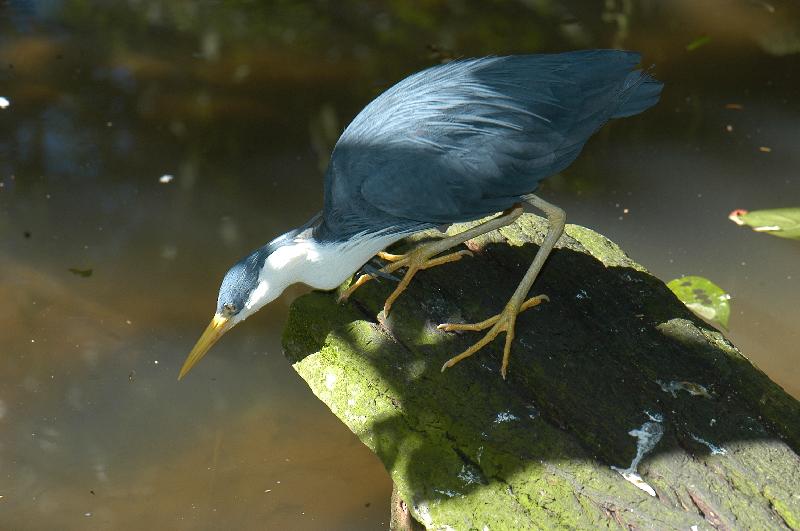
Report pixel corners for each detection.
[1,1,798,529]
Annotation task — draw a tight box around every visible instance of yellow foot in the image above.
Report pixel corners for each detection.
[439,294,549,378]
[337,247,473,316]
[376,251,405,261]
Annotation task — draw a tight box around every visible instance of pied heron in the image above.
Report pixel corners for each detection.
[178,49,662,380]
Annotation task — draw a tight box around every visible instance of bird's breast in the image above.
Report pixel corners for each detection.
[298,234,405,291]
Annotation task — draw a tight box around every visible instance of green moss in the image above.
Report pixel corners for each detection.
[564,224,646,271]
[764,484,800,530]
[282,213,800,530]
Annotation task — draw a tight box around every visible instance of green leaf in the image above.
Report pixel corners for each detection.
[686,35,711,51]
[730,208,800,240]
[68,268,93,278]
[667,276,731,329]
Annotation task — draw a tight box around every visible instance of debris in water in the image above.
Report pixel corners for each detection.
[0,97,9,109]
[729,207,800,240]
[68,268,93,278]
[725,103,743,110]
[686,35,711,51]
[759,146,772,153]
[159,174,174,183]
[666,275,731,329]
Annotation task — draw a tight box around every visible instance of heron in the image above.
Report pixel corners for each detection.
[178,49,662,380]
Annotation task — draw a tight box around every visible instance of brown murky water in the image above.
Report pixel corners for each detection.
[1,1,798,529]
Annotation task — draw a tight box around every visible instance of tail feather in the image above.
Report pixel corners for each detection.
[613,70,663,118]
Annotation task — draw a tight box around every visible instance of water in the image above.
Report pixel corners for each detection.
[1,1,798,529]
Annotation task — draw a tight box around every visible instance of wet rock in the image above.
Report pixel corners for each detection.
[283,213,800,530]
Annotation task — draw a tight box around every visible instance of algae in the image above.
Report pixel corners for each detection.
[283,214,800,529]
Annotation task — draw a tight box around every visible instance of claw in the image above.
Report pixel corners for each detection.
[377,251,405,261]
[383,249,472,316]
[340,246,473,313]
[338,273,372,303]
[439,294,548,377]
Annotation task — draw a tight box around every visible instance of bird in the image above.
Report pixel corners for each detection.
[178,49,663,381]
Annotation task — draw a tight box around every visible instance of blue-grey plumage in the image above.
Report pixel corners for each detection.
[179,49,662,380]
[319,49,662,240]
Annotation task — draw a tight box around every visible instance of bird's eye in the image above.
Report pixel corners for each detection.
[222,303,237,316]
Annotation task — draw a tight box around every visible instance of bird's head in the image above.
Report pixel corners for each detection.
[178,245,284,380]
[176,216,352,380]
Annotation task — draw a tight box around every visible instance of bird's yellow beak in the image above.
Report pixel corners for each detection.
[178,313,231,380]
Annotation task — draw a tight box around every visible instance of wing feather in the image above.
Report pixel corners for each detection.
[320,50,660,237]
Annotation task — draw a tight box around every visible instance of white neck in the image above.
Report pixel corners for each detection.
[242,232,406,316]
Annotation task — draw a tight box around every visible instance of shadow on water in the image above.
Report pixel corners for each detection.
[285,233,799,519]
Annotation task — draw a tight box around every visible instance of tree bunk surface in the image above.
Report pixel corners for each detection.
[282,213,800,530]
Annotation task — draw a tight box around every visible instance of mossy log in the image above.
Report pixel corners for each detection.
[282,213,800,530]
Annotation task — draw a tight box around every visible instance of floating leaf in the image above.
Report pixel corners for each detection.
[686,35,711,51]
[728,208,800,240]
[667,276,731,329]
[68,268,93,278]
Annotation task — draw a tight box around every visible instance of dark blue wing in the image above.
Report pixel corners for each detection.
[321,50,662,238]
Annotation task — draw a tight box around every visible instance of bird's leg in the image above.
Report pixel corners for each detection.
[439,194,566,379]
[338,206,525,315]
[378,249,473,315]
[341,249,474,307]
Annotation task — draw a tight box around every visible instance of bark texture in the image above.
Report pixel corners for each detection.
[282,213,800,530]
